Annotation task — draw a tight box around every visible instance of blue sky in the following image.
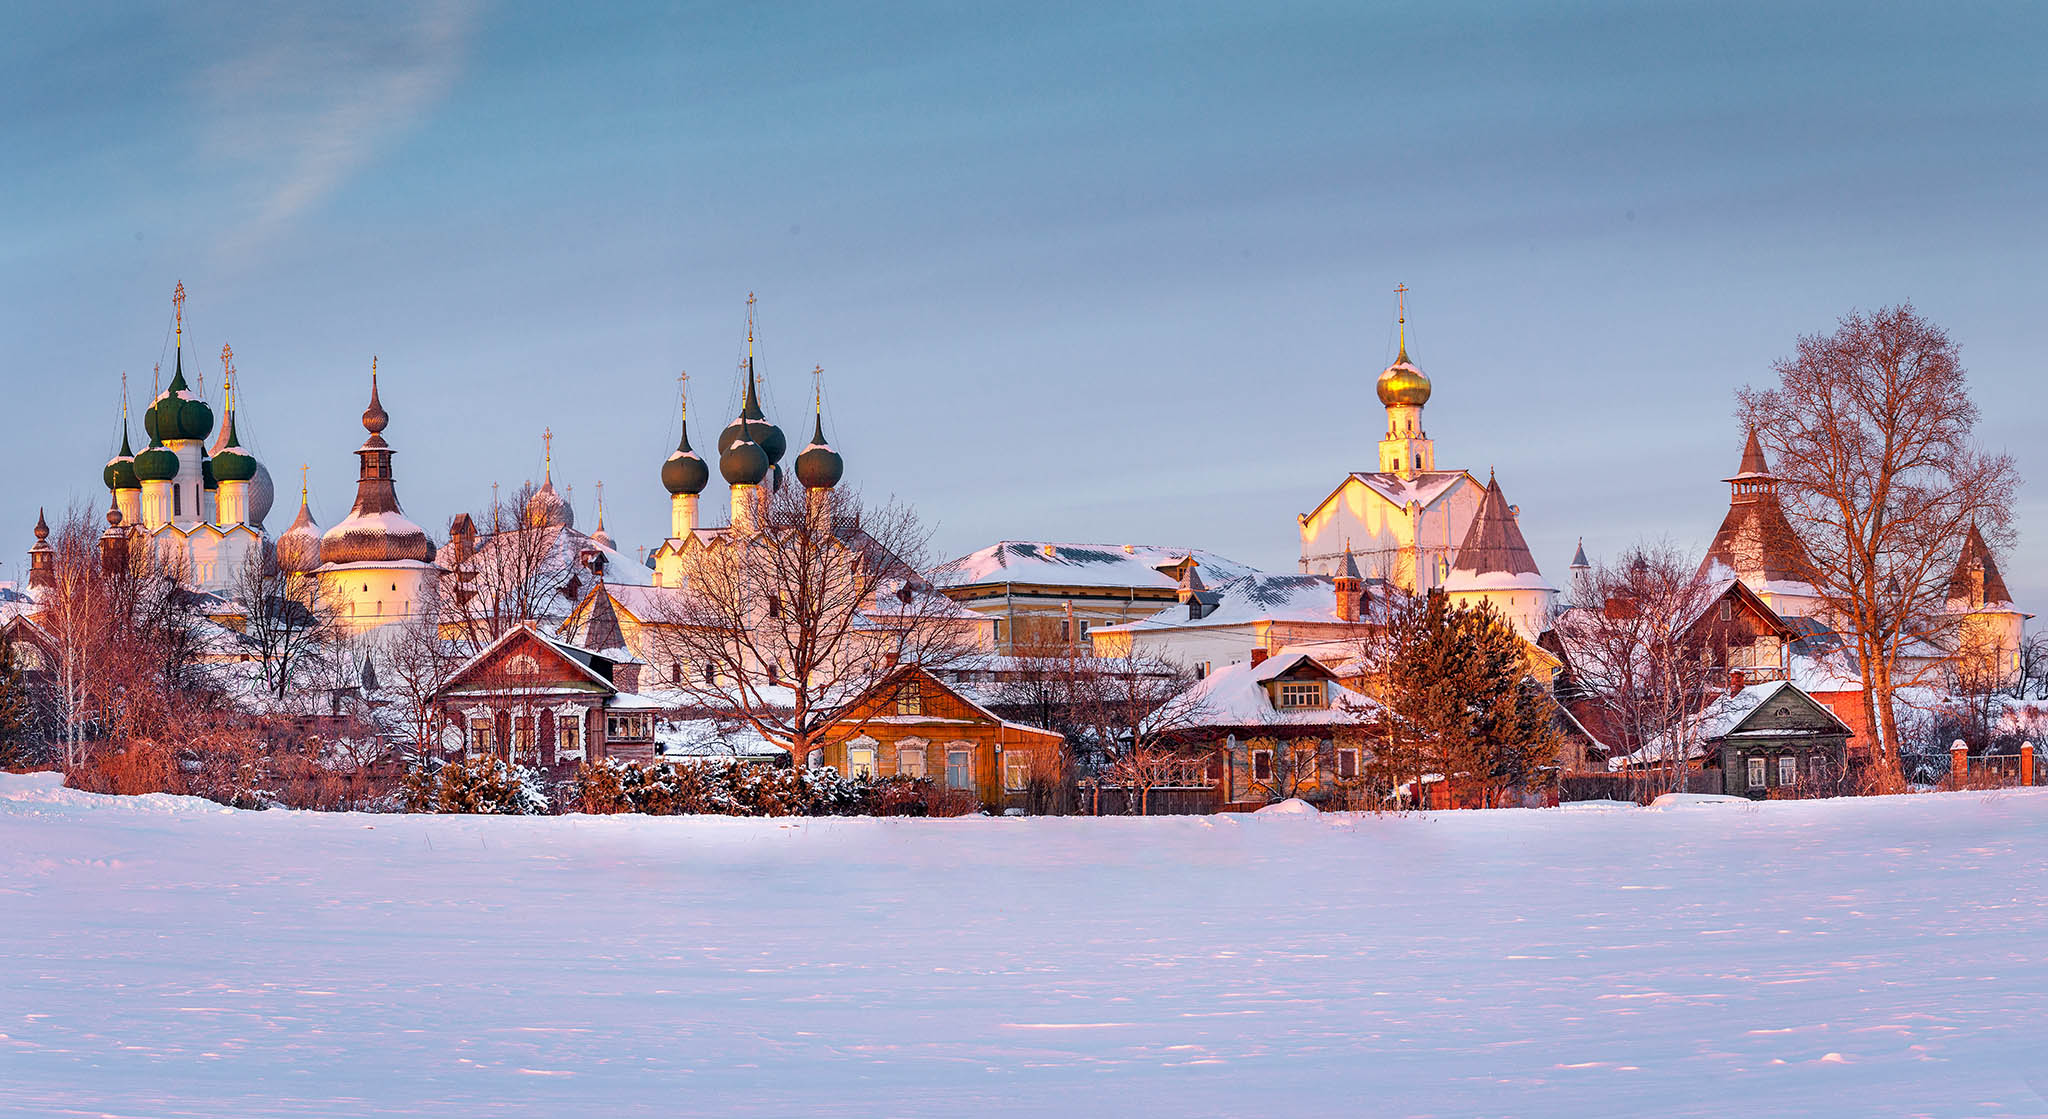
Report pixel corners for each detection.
[7,1,2044,605]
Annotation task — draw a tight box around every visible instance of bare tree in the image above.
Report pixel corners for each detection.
[1738,305,2019,779]
[643,485,980,768]
[441,483,582,656]
[384,581,459,758]
[2008,630,2048,701]
[233,550,341,704]
[1551,543,1726,794]
[38,506,146,770]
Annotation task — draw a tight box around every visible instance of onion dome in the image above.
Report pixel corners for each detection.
[132,437,180,483]
[104,429,139,491]
[794,412,844,490]
[1376,338,1432,408]
[662,415,709,495]
[590,495,615,551]
[276,490,323,574]
[145,347,215,443]
[524,477,574,529]
[211,413,259,483]
[247,460,276,528]
[719,422,770,486]
[717,360,787,466]
[33,508,50,544]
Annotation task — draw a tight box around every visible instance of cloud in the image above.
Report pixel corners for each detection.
[198,0,480,260]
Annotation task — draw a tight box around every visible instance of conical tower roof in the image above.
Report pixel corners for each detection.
[1946,523,2013,607]
[1445,472,1550,589]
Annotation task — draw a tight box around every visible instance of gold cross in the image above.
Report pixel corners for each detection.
[543,428,554,482]
[1394,282,1408,322]
[172,282,186,336]
[299,464,309,500]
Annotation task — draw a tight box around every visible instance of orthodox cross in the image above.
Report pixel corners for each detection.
[813,364,824,414]
[543,427,554,483]
[677,370,689,419]
[298,464,310,501]
[220,343,234,409]
[172,282,185,339]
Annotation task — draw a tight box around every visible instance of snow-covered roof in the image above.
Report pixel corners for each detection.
[1165,654,1382,732]
[930,541,1258,593]
[1096,572,1357,633]
[1347,470,1468,511]
[1442,474,1550,592]
[1610,680,1851,768]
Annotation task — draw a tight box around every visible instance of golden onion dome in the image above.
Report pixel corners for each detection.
[1376,343,1432,407]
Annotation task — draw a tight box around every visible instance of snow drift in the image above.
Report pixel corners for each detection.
[3,774,2045,1117]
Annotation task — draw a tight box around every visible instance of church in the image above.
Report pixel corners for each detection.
[1294,295,1556,640]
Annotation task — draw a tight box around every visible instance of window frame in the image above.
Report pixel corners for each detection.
[1003,748,1030,792]
[1277,681,1326,709]
[1251,748,1274,782]
[557,716,584,760]
[945,747,974,790]
[846,745,876,780]
[895,682,923,716]
[1747,755,1767,789]
[1778,754,1797,787]
[896,743,927,779]
[1336,748,1359,780]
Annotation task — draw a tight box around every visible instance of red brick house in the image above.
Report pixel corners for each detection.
[434,624,659,769]
[813,664,1065,812]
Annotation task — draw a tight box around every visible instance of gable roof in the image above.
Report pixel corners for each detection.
[440,624,619,695]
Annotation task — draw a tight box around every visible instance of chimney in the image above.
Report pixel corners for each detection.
[1250,647,1269,667]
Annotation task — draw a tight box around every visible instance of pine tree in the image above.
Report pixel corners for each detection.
[1384,594,1559,807]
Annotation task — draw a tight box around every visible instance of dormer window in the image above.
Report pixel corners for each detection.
[1277,681,1327,709]
[895,682,923,715]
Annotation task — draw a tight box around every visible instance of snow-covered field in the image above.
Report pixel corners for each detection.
[4,775,2045,1118]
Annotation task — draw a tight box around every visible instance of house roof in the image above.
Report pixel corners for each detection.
[1096,572,1363,634]
[441,624,618,696]
[1166,654,1383,732]
[929,541,1258,593]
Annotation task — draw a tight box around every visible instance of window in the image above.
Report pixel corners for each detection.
[1718,600,1733,621]
[1252,749,1274,782]
[766,593,782,618]
[1195,661,1211,680]
[1779,755,1797,786]
[173,485,182,517]
[1077,619,1091,639]
[671,661,683,684]
[702,664,716,684]
[1059,618,1072,642]
[469,718,494,753]
[846,745,876,779]
[558,717,583,760]
[897,745,927,778]
[607,713,651,740]
[895,682,922,716]
[1336,748,1359,779]
[1004,749,1030,792]
[991,618,1004,646]
[1277,681,1326,709]
[1747,756,1766,789]
[946,748,973,790]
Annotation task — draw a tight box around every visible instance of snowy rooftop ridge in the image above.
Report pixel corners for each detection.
[930,541,1259,591]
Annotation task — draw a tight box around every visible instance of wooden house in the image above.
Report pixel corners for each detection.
[813,664,1066,812]
[433,624,660,769]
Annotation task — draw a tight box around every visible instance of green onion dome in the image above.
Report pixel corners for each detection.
[211,414,259,483]
[132,439,180,483]
[661,419,710,495]
[717,361,786,466]
[719,427,770,486]
[103,431,139,491]
[793,413,844,490]
[145,351,216,442]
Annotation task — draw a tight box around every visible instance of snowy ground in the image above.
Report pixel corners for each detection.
[3,775,2046,1118]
